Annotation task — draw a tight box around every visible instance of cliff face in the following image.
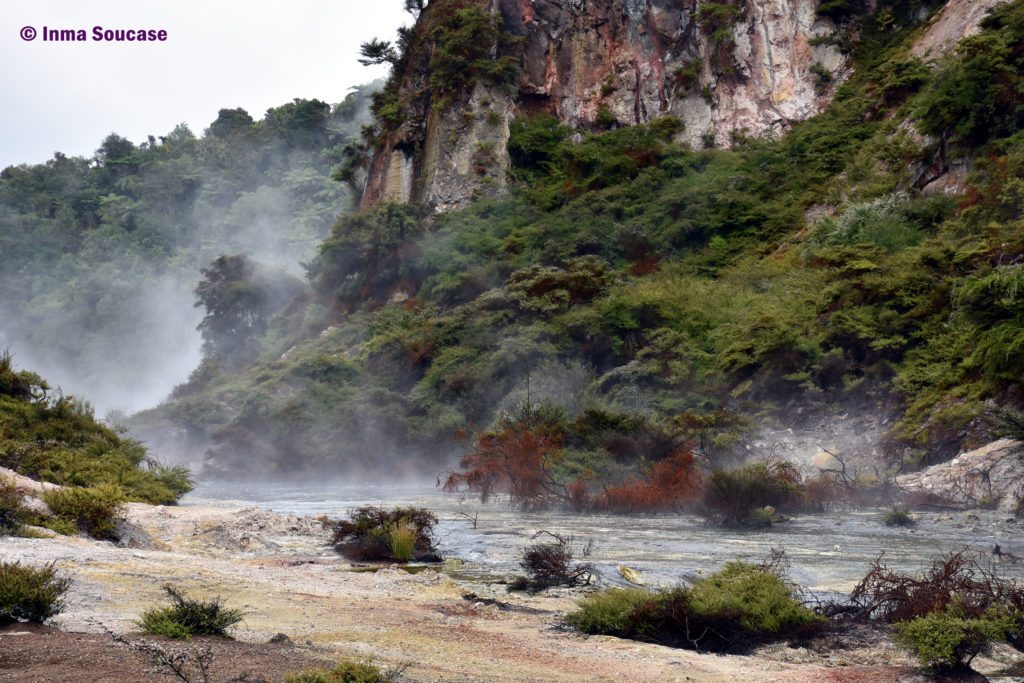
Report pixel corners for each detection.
[362,0,845,212]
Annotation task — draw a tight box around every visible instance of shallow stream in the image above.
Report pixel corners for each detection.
[185,481,1024,597]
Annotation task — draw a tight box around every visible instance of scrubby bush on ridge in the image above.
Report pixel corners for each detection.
[0,353,193,506]
[43,484,126,540]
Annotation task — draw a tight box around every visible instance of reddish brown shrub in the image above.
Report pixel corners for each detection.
[597,449,703,513]
[442,424,566,510]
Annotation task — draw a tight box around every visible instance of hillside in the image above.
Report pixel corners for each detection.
[130,0,1024,490]
[0,85,376,415]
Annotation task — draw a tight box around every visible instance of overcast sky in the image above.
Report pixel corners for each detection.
[0,0,407,167]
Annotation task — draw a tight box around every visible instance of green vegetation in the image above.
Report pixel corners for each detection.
[286,660,404,683]
[882,506,915,527]
[0,353,192,506]
[0,561,71,625]
[133,0,1024,492]
[703,460,807,526]
[566,562,823,651]
[894,606,1019,671]
[326,506,440,562]
[0,86,374,413]
[138,585,245,640]
[842,550,1024,674]
[42,484,126,540]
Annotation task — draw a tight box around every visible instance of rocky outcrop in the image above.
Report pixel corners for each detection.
[361,0,845,212]
[897,439,1024,513]
[507,0,843,147]
[911,0,1009,59]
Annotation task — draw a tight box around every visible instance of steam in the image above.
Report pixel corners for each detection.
[0,86,378,419]
[0,274,203,417]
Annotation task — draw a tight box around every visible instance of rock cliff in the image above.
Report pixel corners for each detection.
[361,0,845,212]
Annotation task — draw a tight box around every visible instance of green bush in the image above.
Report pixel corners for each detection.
[42,484,126,540]
[138,585,245,639]
[566,562,822,651]
[702,461,806,527]
[894,607,1019,671]
[0,561,71,625]
[564,588,657,634]
[285,660,403,683]
[882,506,914,527]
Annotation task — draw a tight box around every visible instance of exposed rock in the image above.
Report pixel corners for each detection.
[113,518,155,550]
[362,0,845,213]
[0,466,58,496]
[911,0,1009,59]
[897,439,1024,513]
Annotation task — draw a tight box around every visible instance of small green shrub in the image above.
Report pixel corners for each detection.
[286,660,403,683]
[39,517,79,536]
[894,607,1019,671]
[42,484,125,540]
[882,506,915,527]
[138,585,245,639]
[0,561,71,624]
[566,562,822,651]
[0,483,30,535]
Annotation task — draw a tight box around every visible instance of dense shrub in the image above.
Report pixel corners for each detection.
[702,460,806,527]
[327,506,440,562]
[42,484,126,540]
[286,660,404,683]
[138,585,245,639]
[882,506,914,527]
[566,561,823,651]
[894,607,1019,672]
[442,402,568,511]
[0,561,71,625]
[596,450,703,513]
[914,0,1024,146]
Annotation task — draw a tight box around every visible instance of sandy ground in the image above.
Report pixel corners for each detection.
[2,502,1018,682]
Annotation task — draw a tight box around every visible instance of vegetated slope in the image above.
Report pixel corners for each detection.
[0,85,377,415]
[0,353,191,505]
[148,1,1024,483]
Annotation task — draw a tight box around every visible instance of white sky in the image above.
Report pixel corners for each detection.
[0,0,408,167]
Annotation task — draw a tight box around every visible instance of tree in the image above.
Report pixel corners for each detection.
[207,108,254,139]
[358,39,398,67]
[194,254,304,363]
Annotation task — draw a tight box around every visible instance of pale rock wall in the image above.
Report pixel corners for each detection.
[362,0,848,212]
